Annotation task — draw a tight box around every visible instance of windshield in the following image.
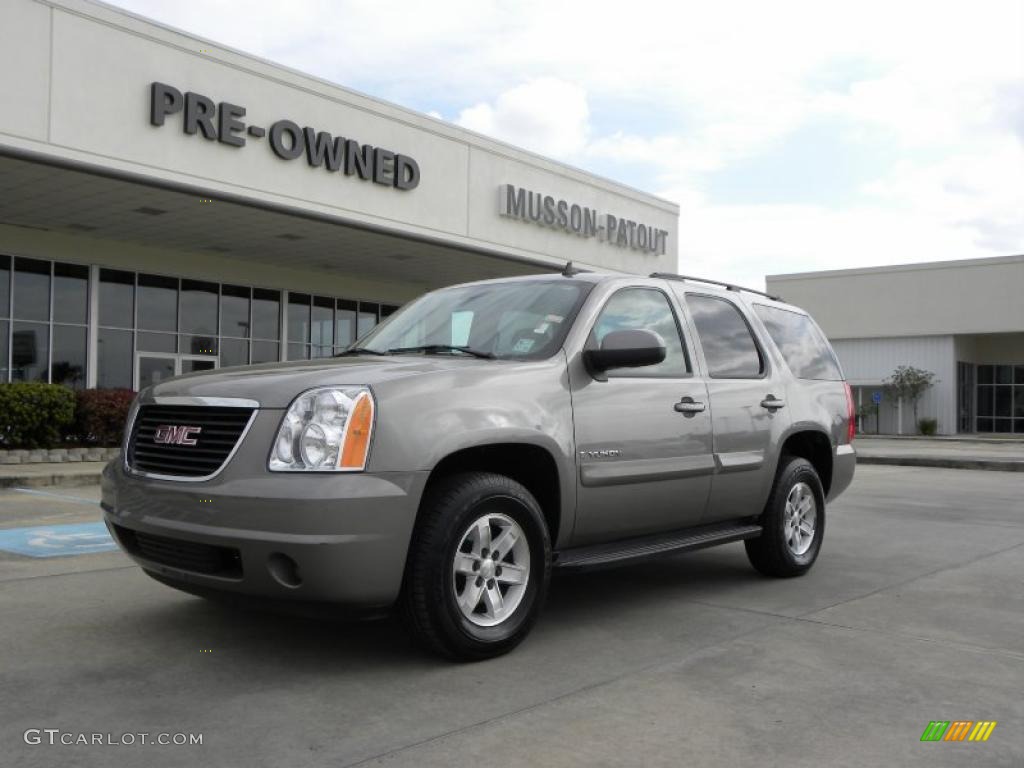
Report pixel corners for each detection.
[353,279,592,360]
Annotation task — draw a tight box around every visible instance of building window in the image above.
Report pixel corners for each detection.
[1,257,88,388]
[335,299,357,353]
[311,296,334,358]
[0,255,398,386]
[358,302,379,338]
[13,258,50,322]
[287,292,311,360]
[975,364,1024,434]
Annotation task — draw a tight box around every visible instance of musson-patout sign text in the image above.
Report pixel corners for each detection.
[498,184,668,255]
[149,82,420,191]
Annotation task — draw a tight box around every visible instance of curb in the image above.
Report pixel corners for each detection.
[0,471,104,489]
[858,456,1024,472]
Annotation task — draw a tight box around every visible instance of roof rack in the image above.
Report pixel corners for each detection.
[649,272,782,301]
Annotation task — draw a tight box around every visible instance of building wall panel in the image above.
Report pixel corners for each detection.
[833,336,956,434]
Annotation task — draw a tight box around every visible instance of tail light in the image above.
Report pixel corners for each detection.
[844,382,856,443]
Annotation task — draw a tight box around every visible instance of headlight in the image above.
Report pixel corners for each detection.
[269,387,375,472]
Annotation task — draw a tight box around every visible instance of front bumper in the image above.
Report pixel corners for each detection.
[828,443,857,501]
[102,459,428,609]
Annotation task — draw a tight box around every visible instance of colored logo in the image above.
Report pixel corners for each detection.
[920,721,997,742]
[153,425,202,446]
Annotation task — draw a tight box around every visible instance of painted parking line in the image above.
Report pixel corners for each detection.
[0,522,116,558]
[10,487,100,506]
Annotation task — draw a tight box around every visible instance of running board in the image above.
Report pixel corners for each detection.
[554,522,763,572]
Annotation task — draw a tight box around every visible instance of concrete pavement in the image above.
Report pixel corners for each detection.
[1,465,1022,767]
[856,436,1024,471]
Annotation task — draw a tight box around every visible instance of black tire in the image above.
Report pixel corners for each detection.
[745,456,825,578]
[400,471,551,661]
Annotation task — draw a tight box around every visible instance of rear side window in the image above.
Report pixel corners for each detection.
[684,295,764,378]
[753,304,842,380]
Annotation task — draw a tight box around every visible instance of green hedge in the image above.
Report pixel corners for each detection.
[0,382,77,449]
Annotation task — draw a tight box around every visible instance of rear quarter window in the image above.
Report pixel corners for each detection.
[753,304,842,381]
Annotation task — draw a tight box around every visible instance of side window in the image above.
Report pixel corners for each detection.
[685,295,764,378]
[590,288,690,377]
[753,304,842,380]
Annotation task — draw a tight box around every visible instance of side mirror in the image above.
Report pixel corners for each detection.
[584,329,666,378]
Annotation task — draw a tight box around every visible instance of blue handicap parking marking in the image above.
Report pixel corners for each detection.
[0,522,117,558]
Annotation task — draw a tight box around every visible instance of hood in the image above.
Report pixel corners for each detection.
[145,355,495,408]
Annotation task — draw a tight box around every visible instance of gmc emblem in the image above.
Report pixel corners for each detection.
[153,425,202,446]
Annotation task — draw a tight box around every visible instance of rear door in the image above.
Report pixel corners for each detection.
[569,285,714,545]
[674,290,791,524]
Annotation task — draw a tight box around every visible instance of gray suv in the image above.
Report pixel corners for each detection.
[103,270,856,659]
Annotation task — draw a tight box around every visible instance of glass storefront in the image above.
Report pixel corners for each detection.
[974,363,1024,434]
[2,256,89,388]
[0,253,399,391]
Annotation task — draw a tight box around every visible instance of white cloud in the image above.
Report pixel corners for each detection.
[454,78,590,157]
[107,0,1024,283]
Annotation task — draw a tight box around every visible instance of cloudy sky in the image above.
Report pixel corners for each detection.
[110,0,1022,288]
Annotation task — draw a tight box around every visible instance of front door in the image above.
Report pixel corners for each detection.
[135,353,218,390]
[570,286,714,545]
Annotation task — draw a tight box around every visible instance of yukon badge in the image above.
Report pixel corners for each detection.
[153,425,202,446]
[579,449,621,460]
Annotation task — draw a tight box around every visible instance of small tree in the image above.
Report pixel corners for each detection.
[884,365,937,433]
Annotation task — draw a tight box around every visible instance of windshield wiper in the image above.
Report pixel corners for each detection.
[334,347,390,357]
[385,345,495,359]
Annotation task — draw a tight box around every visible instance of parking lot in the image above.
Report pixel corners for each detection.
[2,465,1021,767]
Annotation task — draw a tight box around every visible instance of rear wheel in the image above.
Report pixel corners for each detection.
[745,456,825,577]
[401,472,551,660]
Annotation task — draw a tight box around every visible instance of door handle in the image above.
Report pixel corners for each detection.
[760,396,786,410]
[674,398,706,415]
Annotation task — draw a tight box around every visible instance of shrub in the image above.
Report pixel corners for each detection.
[918,418,938,436]
[0,382,76,449]
[72,388,137,446]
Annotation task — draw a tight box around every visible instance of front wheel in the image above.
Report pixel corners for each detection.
[745,456,825,578]
[400,472,551,660]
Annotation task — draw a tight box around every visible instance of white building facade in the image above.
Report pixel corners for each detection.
[0,0,678,393]
[767,255,1024,435]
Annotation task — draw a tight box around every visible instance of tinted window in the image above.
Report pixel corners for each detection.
[137,274,177,332]
[99,269,134,328]
[754,304,842,380]
[0,320,9,382]
[335,299,357,349]
[251,289,280,340]
[251,340,279,364]
[590,288,689,377]
[53,263,89,325]
[180,280,218,336]
[311,296,334,354]
[358,303,379,338]
[221,285,251,338]
[97,328,133,388]
[12,321,48,381]
[52,324,87,389]
[288,293,310,343]
[13,258,50,321]
[220,337,249,368]
[685,295,763,378]
[0,255,9,317]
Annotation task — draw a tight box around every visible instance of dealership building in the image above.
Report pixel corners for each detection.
[767,255,1024,435]
[0,0,677,392]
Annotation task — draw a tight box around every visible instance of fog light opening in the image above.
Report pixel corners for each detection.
[267,552,303,588]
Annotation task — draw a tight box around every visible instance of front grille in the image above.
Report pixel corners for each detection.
[127,405,254,478]
[114,524,243,578]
